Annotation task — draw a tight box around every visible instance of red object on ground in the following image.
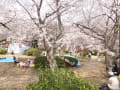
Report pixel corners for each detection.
[17,63,20,67]
[21,65,24,68]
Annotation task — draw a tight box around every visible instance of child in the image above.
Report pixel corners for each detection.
[25,60,30,67]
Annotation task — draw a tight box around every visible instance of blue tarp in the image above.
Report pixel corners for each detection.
[0,57,18,62]
[76,61,81,66]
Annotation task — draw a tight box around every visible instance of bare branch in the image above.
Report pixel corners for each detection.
[76,23,104,37]
[75,23,104,41]
[0,22,11,31]
[16,0,39,28]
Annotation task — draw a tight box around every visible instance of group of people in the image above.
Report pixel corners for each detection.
[99,57,120,90]
[13,56,33,68]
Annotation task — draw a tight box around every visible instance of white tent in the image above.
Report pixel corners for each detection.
[8,43,30,54]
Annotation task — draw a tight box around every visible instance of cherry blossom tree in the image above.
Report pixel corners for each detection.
[15,0,78,69]
[75,0,120,72]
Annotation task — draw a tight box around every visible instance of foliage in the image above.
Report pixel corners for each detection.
[25,48,42,56]
[34,56,66,68]
[99,52,105,56]
[115,53,119,57]
[91,51,98,56]
[26,68,98,90]
[34,56,78,69]
[0,49,7,54]
[55,56,66,67]
[39,48,45,51]
[34,56,49,68]
[83,51,89,57]
[63,50,69,53]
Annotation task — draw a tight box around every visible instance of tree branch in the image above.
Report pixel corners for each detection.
[0,22,11,31]
[75,23,104,41]
[76,23,104,38]
[16,0,39,28]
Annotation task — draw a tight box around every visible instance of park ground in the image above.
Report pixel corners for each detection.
[0,54,108,89]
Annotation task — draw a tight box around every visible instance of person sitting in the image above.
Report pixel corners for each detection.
[25,60,30,67]
[112,63,119,75]
[88,53,91,58]
[112,56,120,76]
[13,56,19,64]
[99,71,119,90]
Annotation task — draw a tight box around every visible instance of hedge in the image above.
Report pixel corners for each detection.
[25,48,42,56]
[83,51,89,57]
[0,49,7,54]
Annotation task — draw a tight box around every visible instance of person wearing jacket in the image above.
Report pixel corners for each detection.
[107,72,119,90]
[99,71,119,90]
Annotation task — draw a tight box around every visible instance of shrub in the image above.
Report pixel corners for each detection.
[55,56,66,67]
[63,50,69,53]
[25,48,42,56]
[34,56,66,68]
[100,52,105,56]
[91,51,98,56]
[26,69,98,90]
[83,51,89,57]
[39,48,45,51]
[34,56,78,69]
[0,49,7,54]
[34,56,49,68]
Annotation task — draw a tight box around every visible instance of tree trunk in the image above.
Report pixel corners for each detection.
[105,52,109,71]
[105,36,109,71]
[47,47,57,69]
[104,36,113,72]
[119,30,120,74]
[43,37,57,69]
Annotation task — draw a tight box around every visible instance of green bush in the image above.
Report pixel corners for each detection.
[26,69,98,90]
[100,52,105,56]
[0,49,7,54]
[25,48,42,56]
[34,56,66,68]
[34,56,78,69]
[83,51,89,57]
[34,56,49,68]
[91,51,97,56]
[39,48,45,51]
[56,56,66,67]
[63,50,69,53]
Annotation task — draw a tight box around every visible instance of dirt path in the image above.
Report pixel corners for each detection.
[0,63,39,89]
[0,55,38,89]
[0,55,107,89]
[71,60,107,85]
